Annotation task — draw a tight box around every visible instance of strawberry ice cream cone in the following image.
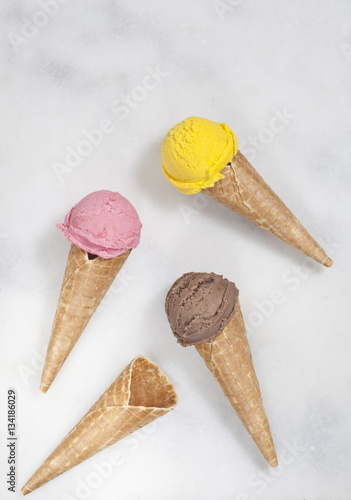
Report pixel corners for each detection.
[40,191,142,392]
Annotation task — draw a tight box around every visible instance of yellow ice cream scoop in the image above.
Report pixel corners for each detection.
[161,116,237,194]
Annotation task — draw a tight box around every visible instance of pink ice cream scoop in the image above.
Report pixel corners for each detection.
[57,190,142,258]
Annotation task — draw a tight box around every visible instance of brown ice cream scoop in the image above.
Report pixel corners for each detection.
[166,272,278,467]
[165,272,239,346]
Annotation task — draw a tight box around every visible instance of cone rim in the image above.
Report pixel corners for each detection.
[22,356,178,495]
[126,355,178,409]
[72,243,132,263]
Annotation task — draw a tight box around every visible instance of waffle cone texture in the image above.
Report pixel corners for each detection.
[22,356,177,495]
[195,301,278,467]
[40,244,131,393]
[204,151,333,267]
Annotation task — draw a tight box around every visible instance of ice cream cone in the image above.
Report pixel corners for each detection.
[195,301,277,467]
[40,243,131,393]
[166,272,277,467]
[204,151,333,267]
[22,356,177,495]
[162,117,333,267]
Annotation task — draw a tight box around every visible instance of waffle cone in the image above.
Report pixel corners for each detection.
[40,244,131,393]
[22,356,177,495]
[204,151,333,267]
[195,301,277,467]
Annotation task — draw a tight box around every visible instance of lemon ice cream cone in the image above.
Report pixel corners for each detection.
[40,190,142,392]
[162,117,332,267]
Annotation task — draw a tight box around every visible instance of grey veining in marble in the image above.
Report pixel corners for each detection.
[1,1,350,499]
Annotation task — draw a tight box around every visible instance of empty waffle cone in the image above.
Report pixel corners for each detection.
[195,301,277,467]
[40,243,131,393]
[22,356,177,495]
[204,151,333,267]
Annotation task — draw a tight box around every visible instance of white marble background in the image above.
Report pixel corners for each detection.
[1,1,351,499]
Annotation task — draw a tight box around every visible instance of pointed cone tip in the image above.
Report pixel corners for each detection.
[39,383,49,393]
[269,458,279,467]
[21,485,31,496]
[268,455,278,468]
[324,257,333,268]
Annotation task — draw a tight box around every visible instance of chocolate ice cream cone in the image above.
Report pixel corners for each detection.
[22,356,177,495]
[204,151,333,267]
[195,301,277,467]
[40,243,131,393]
[165,272,277,467]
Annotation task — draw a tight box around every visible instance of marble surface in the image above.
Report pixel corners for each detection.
[1,1,351,499]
